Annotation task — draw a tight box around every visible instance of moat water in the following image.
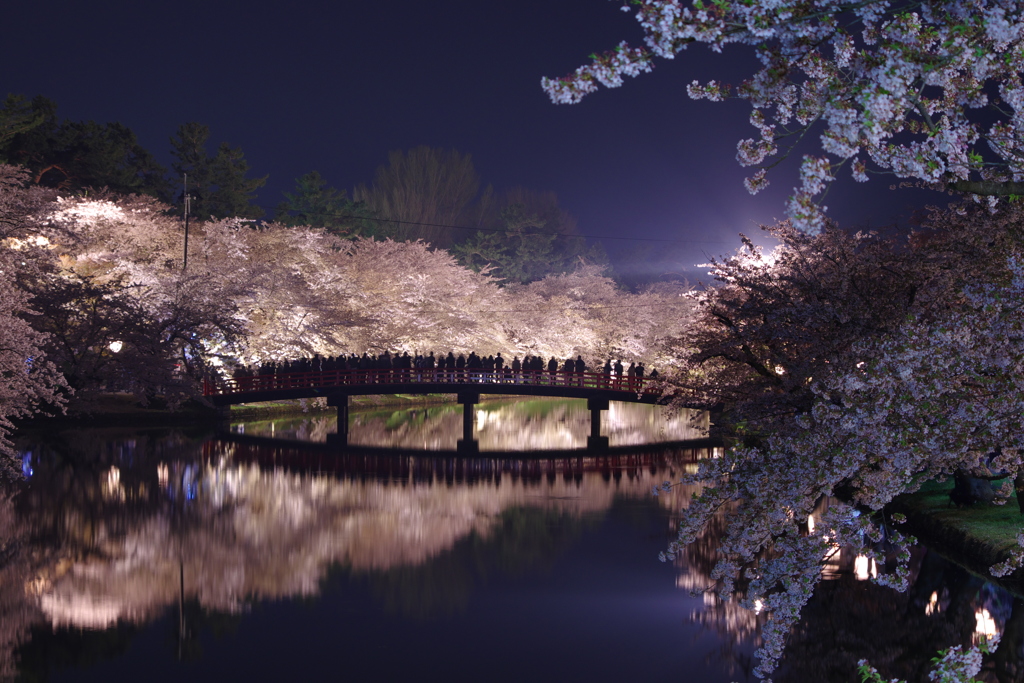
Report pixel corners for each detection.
[3,398,1019,682]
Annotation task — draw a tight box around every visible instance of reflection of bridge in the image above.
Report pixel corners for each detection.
[204,435,712,483]
[204,369,665,452]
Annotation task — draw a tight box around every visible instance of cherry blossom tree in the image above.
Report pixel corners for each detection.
[0,256,67,474]
[658,202,1024,679]
[543,0,1024,232]
[497,266,695,362]
[17,194,244,406]
[2,161,695,407]
[339,237,509,353]
[0,167,66,472]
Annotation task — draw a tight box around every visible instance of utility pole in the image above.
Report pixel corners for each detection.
[182,174,190,272]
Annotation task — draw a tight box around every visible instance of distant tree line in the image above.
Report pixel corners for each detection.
[0,94,609,286]
[0,162,695,454]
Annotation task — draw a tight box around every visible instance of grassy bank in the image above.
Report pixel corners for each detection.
[224,393,461,420]
[891,479,1024,594]
[17,392,465,430]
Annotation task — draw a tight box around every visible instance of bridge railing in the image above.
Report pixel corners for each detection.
[203,368,655,398]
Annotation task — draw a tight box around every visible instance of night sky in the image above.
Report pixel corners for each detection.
[3,0,937,281]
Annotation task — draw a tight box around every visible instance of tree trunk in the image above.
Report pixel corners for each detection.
[1015,470,1024,515]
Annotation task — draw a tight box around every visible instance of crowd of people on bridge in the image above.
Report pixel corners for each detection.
[225,351,658,392]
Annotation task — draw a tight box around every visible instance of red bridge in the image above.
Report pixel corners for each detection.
[204,368,665,452]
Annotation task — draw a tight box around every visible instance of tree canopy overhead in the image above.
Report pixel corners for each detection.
[543,0,1024,232]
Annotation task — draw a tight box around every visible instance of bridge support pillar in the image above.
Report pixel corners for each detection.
[215,405,232,432]
[327,394,349,448]
[587,397,609,450]
[457,392,479,454]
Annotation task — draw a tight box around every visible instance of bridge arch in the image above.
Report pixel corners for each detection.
[204,368,663,452]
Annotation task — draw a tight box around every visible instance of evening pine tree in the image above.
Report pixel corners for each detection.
[170,122,266,220]
[0,94,44,161]
[0,95,171,200]
[453,191,606,284]
[275,170,378,238]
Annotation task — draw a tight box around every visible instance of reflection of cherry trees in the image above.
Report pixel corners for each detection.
[239,400,709,451]
[652,469,764,681]
[0,491,40,679]
[10,428,1021,681]
[13,437,689,639]
[655,479,1024,682]
[779,550,1023,682]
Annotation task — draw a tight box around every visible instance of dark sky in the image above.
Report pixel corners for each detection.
[2,0,936,281]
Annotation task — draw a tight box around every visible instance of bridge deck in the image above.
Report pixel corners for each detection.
[204,368,660,406]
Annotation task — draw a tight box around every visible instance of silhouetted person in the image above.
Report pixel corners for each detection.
[575,355,586,386]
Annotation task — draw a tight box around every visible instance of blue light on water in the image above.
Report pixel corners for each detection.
[21,452,33,477]
[183,465,198,501]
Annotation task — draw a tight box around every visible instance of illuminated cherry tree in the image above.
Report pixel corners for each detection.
[544,0,1024,232]
[0,167,66,470]
[657,203,1024,679]
[499,266,695,362]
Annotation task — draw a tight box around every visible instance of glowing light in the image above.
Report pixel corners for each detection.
[925,591,939,616]
[821,546,842,579]
[103,466,125,501]
[807,514,815,532]
[108,341,123,353]
[854,555,870,581]
[51,198,125,225]
[753,599,764,614]
[975,608,998,639]
[6,235,51,250]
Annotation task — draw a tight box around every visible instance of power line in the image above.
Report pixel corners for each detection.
[261,203,740,247]
[470,300,695,313]
[383,299,696,315]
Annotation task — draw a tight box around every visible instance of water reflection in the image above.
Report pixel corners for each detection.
[19,448,699,628]
[3,427,1022,682]
[653,479,1024,682]
[232,397,709,450]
